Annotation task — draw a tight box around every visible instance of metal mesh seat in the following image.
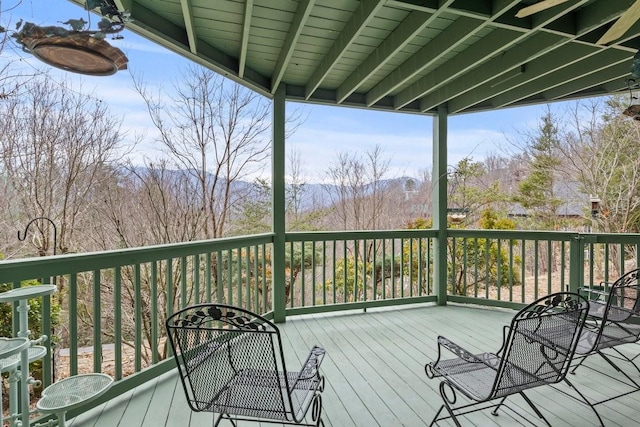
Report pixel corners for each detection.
[575,268,640,356]
[567,268,640,419]
[166,304,326,427]
[425,292,589,426]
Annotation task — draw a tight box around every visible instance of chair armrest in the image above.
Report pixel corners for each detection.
[436,336,487,365]
[578,286,609,299]
[425,336,500,380]
[290,345,326,390]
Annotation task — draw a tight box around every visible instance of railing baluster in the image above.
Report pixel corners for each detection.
[473,238,479,298]
[134,264,141,373]
[69,274,78,377]
[521,239,526,303]
[93,269,102,373]
[312,241,317,306]
[496,239,502,301]
[534,240,539,300]
[400,237,405,298]
[547,240,552,295]
[151,261,158,365]
[301,242,306,307]
[114,267,122,379]
[508,239,514,301]
[391,238,396,298]
[206,252,212,303]
[180,256,188,308]
[194,254,201,303]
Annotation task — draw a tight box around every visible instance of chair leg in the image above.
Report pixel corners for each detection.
[517,391,551,427]
[570,354,587,374]
[311,392,323,427]
[214,413,237,427]
[490,396,508,416]
[608,347,640,376]
[597,350,640,388]
[428,405,447,427]
[562,377,605,427]
[435,381,463,427]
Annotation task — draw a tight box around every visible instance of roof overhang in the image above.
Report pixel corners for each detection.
[68,0,640,116]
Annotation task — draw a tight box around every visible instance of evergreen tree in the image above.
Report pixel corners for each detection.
[514,109,563,229]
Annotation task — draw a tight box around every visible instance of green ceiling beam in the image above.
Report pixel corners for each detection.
[366,0,524,108]
[600,79,629,94]
[393,29,514,109]
[447,43,598,113]
[385,0,437,14]
[113,1,271,97]
[577,0,635,31]
[179,0,197,54]
[336,7,436,103]
[118,3,190,49]
[447,0,638,113]
[541,60,631,101]
[338,0,465,104]
[238,0,254,78]
[365,16,482,107]
[390,0,526,109]
[491,49,629,108]
[396,0,588,110]
[527,0,589,29]
[271,0,316,94]
[305,0,386,99]
[420,32,565,112]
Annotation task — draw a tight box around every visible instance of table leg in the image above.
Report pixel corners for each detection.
[7,368,19,425]
[17,300,30,427]
[57,412,67,427]
[20,349,29,427]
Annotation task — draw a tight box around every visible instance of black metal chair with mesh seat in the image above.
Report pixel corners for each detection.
[425,292,589,427]
[567,268,640,412]
[166,303,326,427]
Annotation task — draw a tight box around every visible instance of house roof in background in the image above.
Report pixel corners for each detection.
[69,0,640,115]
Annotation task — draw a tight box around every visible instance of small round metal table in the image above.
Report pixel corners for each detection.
[0,284,57,427]
[0,337,30,427]
[37,373,114,427]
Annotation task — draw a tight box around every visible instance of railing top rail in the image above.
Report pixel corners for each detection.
[447,229,578,240]
[286,229,439,241]
[0,233,274,282]
[581,232,640,244]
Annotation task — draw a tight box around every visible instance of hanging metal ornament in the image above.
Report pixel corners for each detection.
[10,0,130,76]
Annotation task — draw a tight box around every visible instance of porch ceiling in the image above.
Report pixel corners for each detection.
[72,0,640,115]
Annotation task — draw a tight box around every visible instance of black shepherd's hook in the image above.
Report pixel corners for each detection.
[18,216,58,256]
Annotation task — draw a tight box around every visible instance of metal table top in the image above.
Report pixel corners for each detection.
[0,284,57,302]
[37,373,114,414]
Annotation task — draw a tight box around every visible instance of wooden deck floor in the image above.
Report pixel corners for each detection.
[67,303,640,426]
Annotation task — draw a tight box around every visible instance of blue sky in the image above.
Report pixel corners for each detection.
[3,0,556,182]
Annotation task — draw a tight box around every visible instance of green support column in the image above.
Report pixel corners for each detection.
[272,85,287,323]
[569,234,585,293]
[432,106,448,305]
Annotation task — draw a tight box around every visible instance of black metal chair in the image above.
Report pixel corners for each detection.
[425,292,589,426]
[166,303,326,427]
[567,268,640,412]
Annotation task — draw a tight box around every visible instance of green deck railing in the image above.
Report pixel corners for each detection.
[1,229,639,421]
[283,230,439,315]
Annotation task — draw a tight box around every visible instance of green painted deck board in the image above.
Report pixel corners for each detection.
[68,303,640,426]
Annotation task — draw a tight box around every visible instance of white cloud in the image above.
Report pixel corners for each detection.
[288,126,432,182]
